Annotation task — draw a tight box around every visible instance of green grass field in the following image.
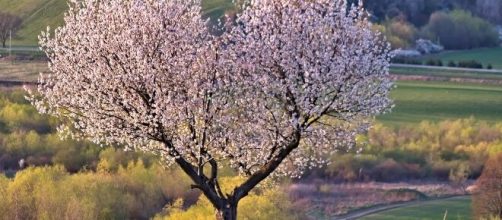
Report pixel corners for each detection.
[421,47,502,69]
[202,0,235,19]
[377,81,502,125]
[0,0,235,46]
[390,66,502,80]
[361,196,471,220]
[0,0,66,46]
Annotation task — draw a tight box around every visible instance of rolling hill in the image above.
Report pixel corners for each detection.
[0,0,67,46]
[0,0,235,46]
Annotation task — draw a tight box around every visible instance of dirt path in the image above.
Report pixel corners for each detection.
[331,195,470,220]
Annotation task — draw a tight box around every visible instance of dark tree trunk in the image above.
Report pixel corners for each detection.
[163,131,301,220]
[215,202,237,220]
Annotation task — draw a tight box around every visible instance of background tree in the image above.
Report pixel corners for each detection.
[473,153,502,219]
[29,0,392,219]
[476,0,502,24]
[0,12,22,48]
[421,9,499,49]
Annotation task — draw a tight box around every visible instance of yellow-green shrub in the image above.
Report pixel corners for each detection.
[156,177,301,220]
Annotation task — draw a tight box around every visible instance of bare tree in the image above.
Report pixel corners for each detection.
[28,0,392,219]
[0,13,22,48]
[473,153,502,219]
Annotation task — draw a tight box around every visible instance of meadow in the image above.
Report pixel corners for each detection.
[390,65,502,81]
[0,0,235,46]
[420,47,502,69]
[0,0,66,46]
[361,196,472,220]
[377,81,502,125]
[201,0,235,19]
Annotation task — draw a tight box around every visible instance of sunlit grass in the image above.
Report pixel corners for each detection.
[361,196,471,220]
[378,81,502,126]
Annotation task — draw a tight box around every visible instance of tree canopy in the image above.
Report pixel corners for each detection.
[29,0,392,219]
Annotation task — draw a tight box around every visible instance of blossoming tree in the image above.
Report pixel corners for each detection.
[30,0,392,219]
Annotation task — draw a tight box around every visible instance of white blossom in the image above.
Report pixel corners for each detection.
[28,0,392,212]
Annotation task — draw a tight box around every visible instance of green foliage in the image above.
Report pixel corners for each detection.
[425,59,443,66]
[421,10,499,50]
[373,19,418,49]
[420,47,502,69]
[458,60,483,69]
[0,160,194,220]
[449,163,469,186]
[155,177,301,220]
[325,118,502,182]
[0,88,104,172]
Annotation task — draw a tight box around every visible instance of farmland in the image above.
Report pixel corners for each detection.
[420,47,502,69]
[378,81,502,125]
[361,196,472,220]
[390,65,502,81]
[2,60,502,127]
[0,61,47,81]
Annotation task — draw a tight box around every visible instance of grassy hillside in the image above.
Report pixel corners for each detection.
[0,0,67,46]
[0,0,234,46]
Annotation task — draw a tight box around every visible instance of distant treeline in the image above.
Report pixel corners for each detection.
[373,9,499,50]
[351,0,501,50]
[351,0,502,26]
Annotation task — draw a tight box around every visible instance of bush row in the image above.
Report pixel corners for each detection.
[306,118,502,183]
[375,10,499,50]
[392,57,493,69]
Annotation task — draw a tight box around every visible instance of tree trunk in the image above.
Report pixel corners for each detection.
[215,203,237,220]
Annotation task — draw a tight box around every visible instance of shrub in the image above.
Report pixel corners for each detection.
[373,18,418,49]
[425,59,443,66]
[0,161,195,220]
[155,177,302,220]
[421,10,499,50]
[391,57,422,65]
[370,159,423,182]
[458,60,483,69]
[447,61,457,67]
